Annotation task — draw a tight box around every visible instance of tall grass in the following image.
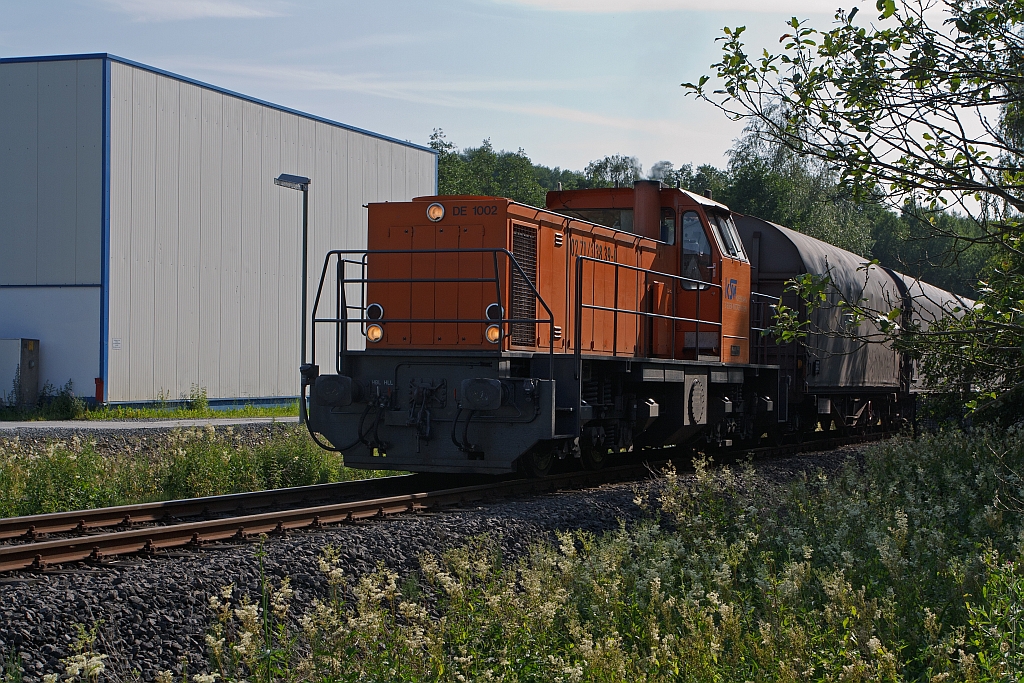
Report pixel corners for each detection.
[0,426,394,518]
[188,429,1024,682]
[0,381,298,421]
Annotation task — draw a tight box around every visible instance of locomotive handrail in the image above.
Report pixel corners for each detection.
[572,255,723,380]
[309,248,556,381]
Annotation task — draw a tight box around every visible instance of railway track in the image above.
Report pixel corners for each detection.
[0,431,888,573]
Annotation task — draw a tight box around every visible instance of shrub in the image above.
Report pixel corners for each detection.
[42,380,87,420]
[184,384,209,412]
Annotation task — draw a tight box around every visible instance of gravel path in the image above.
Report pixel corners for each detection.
[0,416,298,432]
[0,421,301,457]
[0,443,864,683]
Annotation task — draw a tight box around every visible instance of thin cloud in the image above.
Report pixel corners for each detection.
[96,0,285,21]
[290,33,428,55]
[492,0,847,13]
[172,61,670,134]
[178,60,596,96]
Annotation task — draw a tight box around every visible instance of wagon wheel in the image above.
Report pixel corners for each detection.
[580,445,606,471]
[521,444,555,478]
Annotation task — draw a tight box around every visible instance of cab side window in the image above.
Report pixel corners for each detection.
[708,212,747,260]
[660,207,676,244]
[681,211,713,289]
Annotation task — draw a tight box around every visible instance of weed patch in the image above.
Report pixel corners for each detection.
[0,426,394,517]
[184,429,1024,681]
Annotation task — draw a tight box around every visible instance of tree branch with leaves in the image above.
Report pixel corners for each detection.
[686,0,1024,410]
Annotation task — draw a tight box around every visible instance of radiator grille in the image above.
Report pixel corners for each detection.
[511,225,538,346]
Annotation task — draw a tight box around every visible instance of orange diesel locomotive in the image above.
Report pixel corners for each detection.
[302,181,784,475]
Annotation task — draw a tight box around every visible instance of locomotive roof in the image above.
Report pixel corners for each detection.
[678,189,731,211]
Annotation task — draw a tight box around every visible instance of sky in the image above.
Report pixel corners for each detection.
[1,0,852,173]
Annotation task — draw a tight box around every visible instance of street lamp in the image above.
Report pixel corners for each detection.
[275,173,312,421]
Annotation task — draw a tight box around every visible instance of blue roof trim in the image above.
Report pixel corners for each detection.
[0,52,438,156]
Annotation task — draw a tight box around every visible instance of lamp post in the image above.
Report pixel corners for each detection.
[274,173,312,421]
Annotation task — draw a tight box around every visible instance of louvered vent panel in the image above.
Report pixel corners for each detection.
[511,225,538,346]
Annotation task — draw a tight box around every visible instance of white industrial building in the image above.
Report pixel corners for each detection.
[0,54,437,404]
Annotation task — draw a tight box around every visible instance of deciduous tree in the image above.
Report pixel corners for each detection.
[685,0,1024,409]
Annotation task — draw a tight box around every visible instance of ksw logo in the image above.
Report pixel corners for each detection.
[726,278,738,300]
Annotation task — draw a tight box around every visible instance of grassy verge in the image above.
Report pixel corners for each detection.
[170,429,1024,682]
[0,400,297,422]
[0,426,393,518]
[80,402,298,421]
[0,382,297,421]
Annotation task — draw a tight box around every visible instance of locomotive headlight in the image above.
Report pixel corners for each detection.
[485,303,503,321]
[366,324,384,343]
[485,324,502,344]
[366,303,384,320]
[426,202,445,222]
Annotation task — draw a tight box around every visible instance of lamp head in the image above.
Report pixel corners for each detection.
[275,174,311,191]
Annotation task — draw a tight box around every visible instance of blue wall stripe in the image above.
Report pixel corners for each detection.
[100,57,111,403]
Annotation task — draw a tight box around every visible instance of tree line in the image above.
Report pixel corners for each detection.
[429,125,990,299]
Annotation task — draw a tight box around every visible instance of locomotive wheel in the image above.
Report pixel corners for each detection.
[522,445,554,478]
[580,446,606,470]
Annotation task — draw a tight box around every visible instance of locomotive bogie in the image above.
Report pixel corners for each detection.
[307,351,559,474]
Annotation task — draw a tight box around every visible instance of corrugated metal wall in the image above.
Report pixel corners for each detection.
[107,61,436,402]
[0,58,104,397]
[0,59,104,286]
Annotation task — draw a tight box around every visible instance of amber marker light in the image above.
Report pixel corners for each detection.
[485,324,502,344]
[366,324,384,343]
[426,203,445,222]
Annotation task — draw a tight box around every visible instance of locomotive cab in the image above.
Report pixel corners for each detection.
[546,181,752,364]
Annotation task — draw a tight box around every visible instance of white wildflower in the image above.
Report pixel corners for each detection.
[233,631,255,658]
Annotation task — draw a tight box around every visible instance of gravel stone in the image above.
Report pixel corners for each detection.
[0,422,298,456]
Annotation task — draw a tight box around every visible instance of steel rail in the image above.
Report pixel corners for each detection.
[0,431,892,573]
[0,474,430,542]
[0,462,648,573]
